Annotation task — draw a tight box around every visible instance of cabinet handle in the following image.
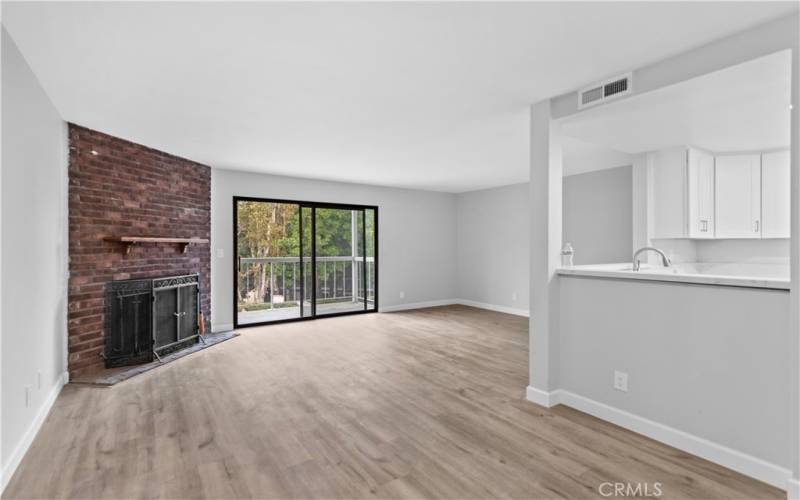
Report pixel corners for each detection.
[754,220,760,233]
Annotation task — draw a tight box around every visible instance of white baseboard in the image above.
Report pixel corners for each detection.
[457,299,529,317]
[380,299,457,313]
[1,371,68,494]
[525,387,790,490]
[219,299,525,326]
[526,385,557,408]
[788,478,800,500]
[381,298,529,317]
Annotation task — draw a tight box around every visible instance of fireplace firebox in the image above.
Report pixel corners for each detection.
[105,274,202,367]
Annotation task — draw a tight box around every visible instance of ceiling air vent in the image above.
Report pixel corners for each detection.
[581,86,604,106]
[578,73,632,109]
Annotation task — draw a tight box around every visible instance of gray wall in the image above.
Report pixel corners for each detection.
[456,183,529,314]
[563,165,632,264]
[210,168,458,331]
[453,170,632,314]
[1,28,68,487]
[559,276,791,472]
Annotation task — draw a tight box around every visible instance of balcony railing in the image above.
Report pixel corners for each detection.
[237,256,375,312]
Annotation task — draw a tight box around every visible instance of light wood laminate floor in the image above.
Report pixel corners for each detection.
[3,305,782,499]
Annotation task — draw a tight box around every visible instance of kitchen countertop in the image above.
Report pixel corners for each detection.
[557,263,790,290]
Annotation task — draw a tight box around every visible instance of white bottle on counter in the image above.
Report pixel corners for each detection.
[561,242,574,267]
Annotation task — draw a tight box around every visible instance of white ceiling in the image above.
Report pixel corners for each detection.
[561,50,793,155]
[3,2,797,192]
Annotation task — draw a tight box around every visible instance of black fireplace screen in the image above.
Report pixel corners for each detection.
[105,274,200,367]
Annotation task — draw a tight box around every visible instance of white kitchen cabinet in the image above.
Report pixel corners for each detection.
[715,154,761,239]
[686,148,715,238]
[649,147,714,239]
[761,150,790,238]
[649,148,687,238]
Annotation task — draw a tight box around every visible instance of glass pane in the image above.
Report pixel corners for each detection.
[315,208,365,315]
[365,208,376,310]
[236,201,301,325]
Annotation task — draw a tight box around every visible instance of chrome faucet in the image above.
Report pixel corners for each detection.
[632,246,671,271]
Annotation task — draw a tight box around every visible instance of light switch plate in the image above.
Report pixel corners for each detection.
[614,370,629,392]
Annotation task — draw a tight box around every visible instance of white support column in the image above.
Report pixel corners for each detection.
[269,261,274,309]
[528,99,562,407]
[788,42,800,500]
[631,153,650,256]
[351,211,358,302]
[631,153,663,267]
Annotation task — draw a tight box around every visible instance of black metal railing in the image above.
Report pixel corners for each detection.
[237,256,375,312]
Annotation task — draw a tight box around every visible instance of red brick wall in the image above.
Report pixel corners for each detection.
[68,124,211,376]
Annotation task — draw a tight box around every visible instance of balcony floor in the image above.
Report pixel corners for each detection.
[238,300,369,324]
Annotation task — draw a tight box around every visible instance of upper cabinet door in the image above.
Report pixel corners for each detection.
[686,148,715,238]
[715,154,762,239]
[761,150,790,239]
[649,149,687,239]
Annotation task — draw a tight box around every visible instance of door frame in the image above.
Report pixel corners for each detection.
[232,196,379,329]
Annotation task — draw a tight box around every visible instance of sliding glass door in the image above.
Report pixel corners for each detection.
[235,200,302,325]
[314,207,365,316]
[234,198,377,327]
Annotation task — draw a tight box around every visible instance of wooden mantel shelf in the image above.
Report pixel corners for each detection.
[104,236,209,254]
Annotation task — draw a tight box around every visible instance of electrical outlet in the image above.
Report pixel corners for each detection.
[217,248,224,258]
[511,292,517,302]
[399,291,405,299]
[613,370,628,392]
[25,385,32,408]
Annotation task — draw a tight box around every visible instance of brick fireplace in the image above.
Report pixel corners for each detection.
[68,124,211,377]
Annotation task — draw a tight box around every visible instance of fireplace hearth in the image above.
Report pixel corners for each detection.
[105,274,202,367]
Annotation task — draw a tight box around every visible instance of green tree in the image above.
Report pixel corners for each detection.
[237,202,299,303]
